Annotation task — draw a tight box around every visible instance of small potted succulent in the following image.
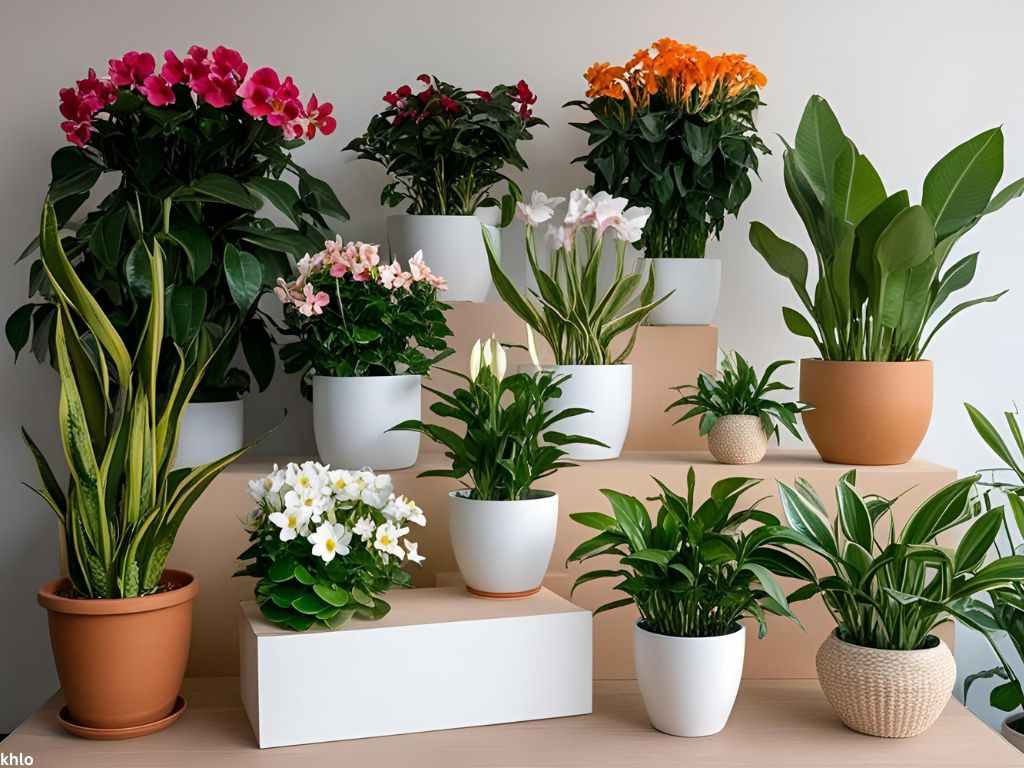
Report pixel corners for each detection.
[275,239,453,470]
[393,334,600,597]
[236,461,426,630]
[750,94,1024,464]
[345,75,544,301]
[487,189,670,460]
[30,201,250,738]
[569,469,814,736]
[568,38,768,325]
[6,45,344,469]
[667,351,810,464]
[777,471,1024,738]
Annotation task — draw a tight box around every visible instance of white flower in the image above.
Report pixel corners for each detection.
[268,506,311,542]
[248,464,286,502]
[284,488,329,524]
[286,461,327,495]
[469,338,482,382]
[353,515,376,542]
[610,205,651,243]
[545,223,575,252]
[308,522,352,564]
[526,324,541,369]
[404,540,425,565]
[472,336,506,381]
[382,494,427,527]
[564,189,595,227]
[515,191,565,226]
[359,471,393,508]
[326,468,355,497]
[590,191,628,235]
[374,522,408,560]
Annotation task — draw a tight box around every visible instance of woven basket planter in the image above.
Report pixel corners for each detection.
[816,631,955,738]
[707,415,768,464]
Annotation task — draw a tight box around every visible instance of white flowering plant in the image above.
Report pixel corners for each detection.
[235,461,427,631]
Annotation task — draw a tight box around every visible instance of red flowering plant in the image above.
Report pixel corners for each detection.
[8,45,346,401]
[345,75,544,224]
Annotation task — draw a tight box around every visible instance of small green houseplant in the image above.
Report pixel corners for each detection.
[568,469,814,735]
[667,351,810,464]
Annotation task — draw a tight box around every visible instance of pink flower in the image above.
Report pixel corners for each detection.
[61,119,93,147]
[378,261,413,291]
[210,46,247,80]
[142,75,175,107]
[407,251,446,290]
[183,45,247,108]
[161,50,186,84]
[75,69,117,106]
[439,95,460,113]
[329,259,349,279]
[383,84,412,107]
[239,67,303,132]
[428,272,448,291]
[274,277,305,305]
[348,242,380,281]
[304,94,336,138]
[59,87,102,146]
[238,67,278,117]
[108,51,155,88]
[297,284,330,317]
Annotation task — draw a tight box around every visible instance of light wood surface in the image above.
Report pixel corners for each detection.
[5,677,1020,766]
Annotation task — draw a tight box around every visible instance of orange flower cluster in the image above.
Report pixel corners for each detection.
[584,38,766,112]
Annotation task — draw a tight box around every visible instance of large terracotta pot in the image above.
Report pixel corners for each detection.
[799,359,932,465]
[38,569,198,736]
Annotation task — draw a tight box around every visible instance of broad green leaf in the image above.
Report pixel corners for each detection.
[5,304,33,361]
[570,512,619,532]
[984,176,1024,215]
[88,207,127,272]
[955,508,1005,574]
[168,215,213,281]
[749,222,811,308]
[836,479,873,551]
[247,178,301,226]
[313,584,350,607]
[794,95,847,201]
[223,244,263,310]
[179,173,260,210]
[164,285,206,345]
[929,253,977,318]
[601,489,650,553]
[742,562,789,610]
[901,475,979,545]
[923,127,1003,238]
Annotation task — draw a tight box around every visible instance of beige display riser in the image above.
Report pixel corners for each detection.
[171,450,956,681]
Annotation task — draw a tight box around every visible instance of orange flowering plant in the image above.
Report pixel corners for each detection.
[567,39,768,259]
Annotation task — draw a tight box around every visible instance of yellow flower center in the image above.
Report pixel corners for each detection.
[287,514,297,528]
[303,497,314,507]
[326,540,335,552]
[380,535,392,547]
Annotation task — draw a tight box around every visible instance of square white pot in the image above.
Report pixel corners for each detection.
[239,587,592,747]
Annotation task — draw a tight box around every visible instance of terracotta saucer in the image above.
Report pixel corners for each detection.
[466,585,542,599]
[58,696,187,740]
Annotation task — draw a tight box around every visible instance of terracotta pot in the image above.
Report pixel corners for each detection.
[1002,713,1024,753]
[816,631,955,738]
[799,359,933,465]
[707,415,768,464]
[38,569,198,735]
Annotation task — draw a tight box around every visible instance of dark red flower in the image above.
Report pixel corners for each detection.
[108,51,155,88]
[439,95,460,113]
[305,94,336,138]
[417,74,431,85]
[473,89,492,102]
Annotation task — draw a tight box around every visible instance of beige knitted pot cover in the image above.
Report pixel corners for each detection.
[816,632,956,738]
[707,415,768,464]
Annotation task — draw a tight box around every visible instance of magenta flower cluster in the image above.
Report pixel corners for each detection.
[58,45,336,147]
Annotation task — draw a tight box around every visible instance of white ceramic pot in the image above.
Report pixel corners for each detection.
[544,364,631,461]
[174,399,244,469]
[644,258,721,325]
[1002,713,1024,753]
[448,490,558,598]
[635,622,745,737]
[707,415,768,464]
[386,213,500,302]
[312,374,421,470]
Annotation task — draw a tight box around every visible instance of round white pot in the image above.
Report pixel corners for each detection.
[707,415,769,464]
[312,374,421,470]
[386,213,500,302]
[448,490,557,598]
[635,622,746,737]
[543,364,631,461]
[1002,713,1024,753]
[645,258,721,325]
[174,400,244,469]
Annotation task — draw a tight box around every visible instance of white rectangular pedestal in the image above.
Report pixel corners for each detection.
[239,586,593,748]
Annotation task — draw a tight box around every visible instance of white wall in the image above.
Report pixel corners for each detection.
[2,0,1023,733]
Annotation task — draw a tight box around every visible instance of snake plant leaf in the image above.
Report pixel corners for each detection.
[923,127,1003,239]
[20,427,66,516]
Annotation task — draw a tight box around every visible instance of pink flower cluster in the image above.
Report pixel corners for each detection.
[274,238,447,316]
[382,74,536,126]
[58,45,335,147]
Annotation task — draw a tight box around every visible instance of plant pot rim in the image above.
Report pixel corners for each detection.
[450,489,557,503]
[642,255,720,262]
[186,397,244,405]
[545,363,632,371]
[801,358,933,367]
[827,628,945,654]
[387,213,496,222]
[636,620,744,641]
[38,569,198,616]
[313,373,423,382]
[716,413,762,420]
[1003,712,1024,729]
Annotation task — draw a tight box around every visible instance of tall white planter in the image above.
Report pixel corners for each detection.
[386,213,500,302]
[448,490,558,598]
[543,365,631,461]
[174,399,244,469]
[635,622,745,737]
[645,258,721,325]
[312,375,421,470]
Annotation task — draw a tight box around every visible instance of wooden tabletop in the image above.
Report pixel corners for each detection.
[5,677,1021,767]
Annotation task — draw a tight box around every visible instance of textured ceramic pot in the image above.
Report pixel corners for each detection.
[816,631,955,738]
[800,360,933,465]
[644,258,721,325]
[37,569,197,736]
[542,364,631,461]
[1002,714,1024,753]
[635,622,745,736]
[174,400,243,469]
[707,415,768,464]
[386,213,500,302]
[312,374,421,470]
[448,490,558,598]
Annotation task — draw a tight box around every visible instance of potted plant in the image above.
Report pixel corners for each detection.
[567,38,768,325]
[235,461,426,630]
[568,469,815,736]
[275,239,452,470]
[486,189,670,460]
[29,200,250,738]
[345,75,544,302]
[777,471,1024,738]
[750,94,1024,464]
[6,45,345,469]
[962,403,1024,752]
[392,334,599,597]
[667,351,810,464]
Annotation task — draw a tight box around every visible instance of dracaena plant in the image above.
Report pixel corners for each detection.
[568,469,816,638]
[777,471,1024,651]
[749,95,1024,362]
[568,38,769,259]
[391,335,602,501]
[345,75,544,223]
[23,200,250,598]
[7,45,347,402]
[487,190,670,365]
[667,351,810,442]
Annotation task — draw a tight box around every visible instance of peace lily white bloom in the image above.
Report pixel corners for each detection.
[374,522,408,560]
[472,336,507,381]
[404,540,425,565]
[469,339,483,381]
[268,506,312,542]
[352,515,376,542]
[308,522,352,564]
[516,191,565,226]
[526,324,541,369]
